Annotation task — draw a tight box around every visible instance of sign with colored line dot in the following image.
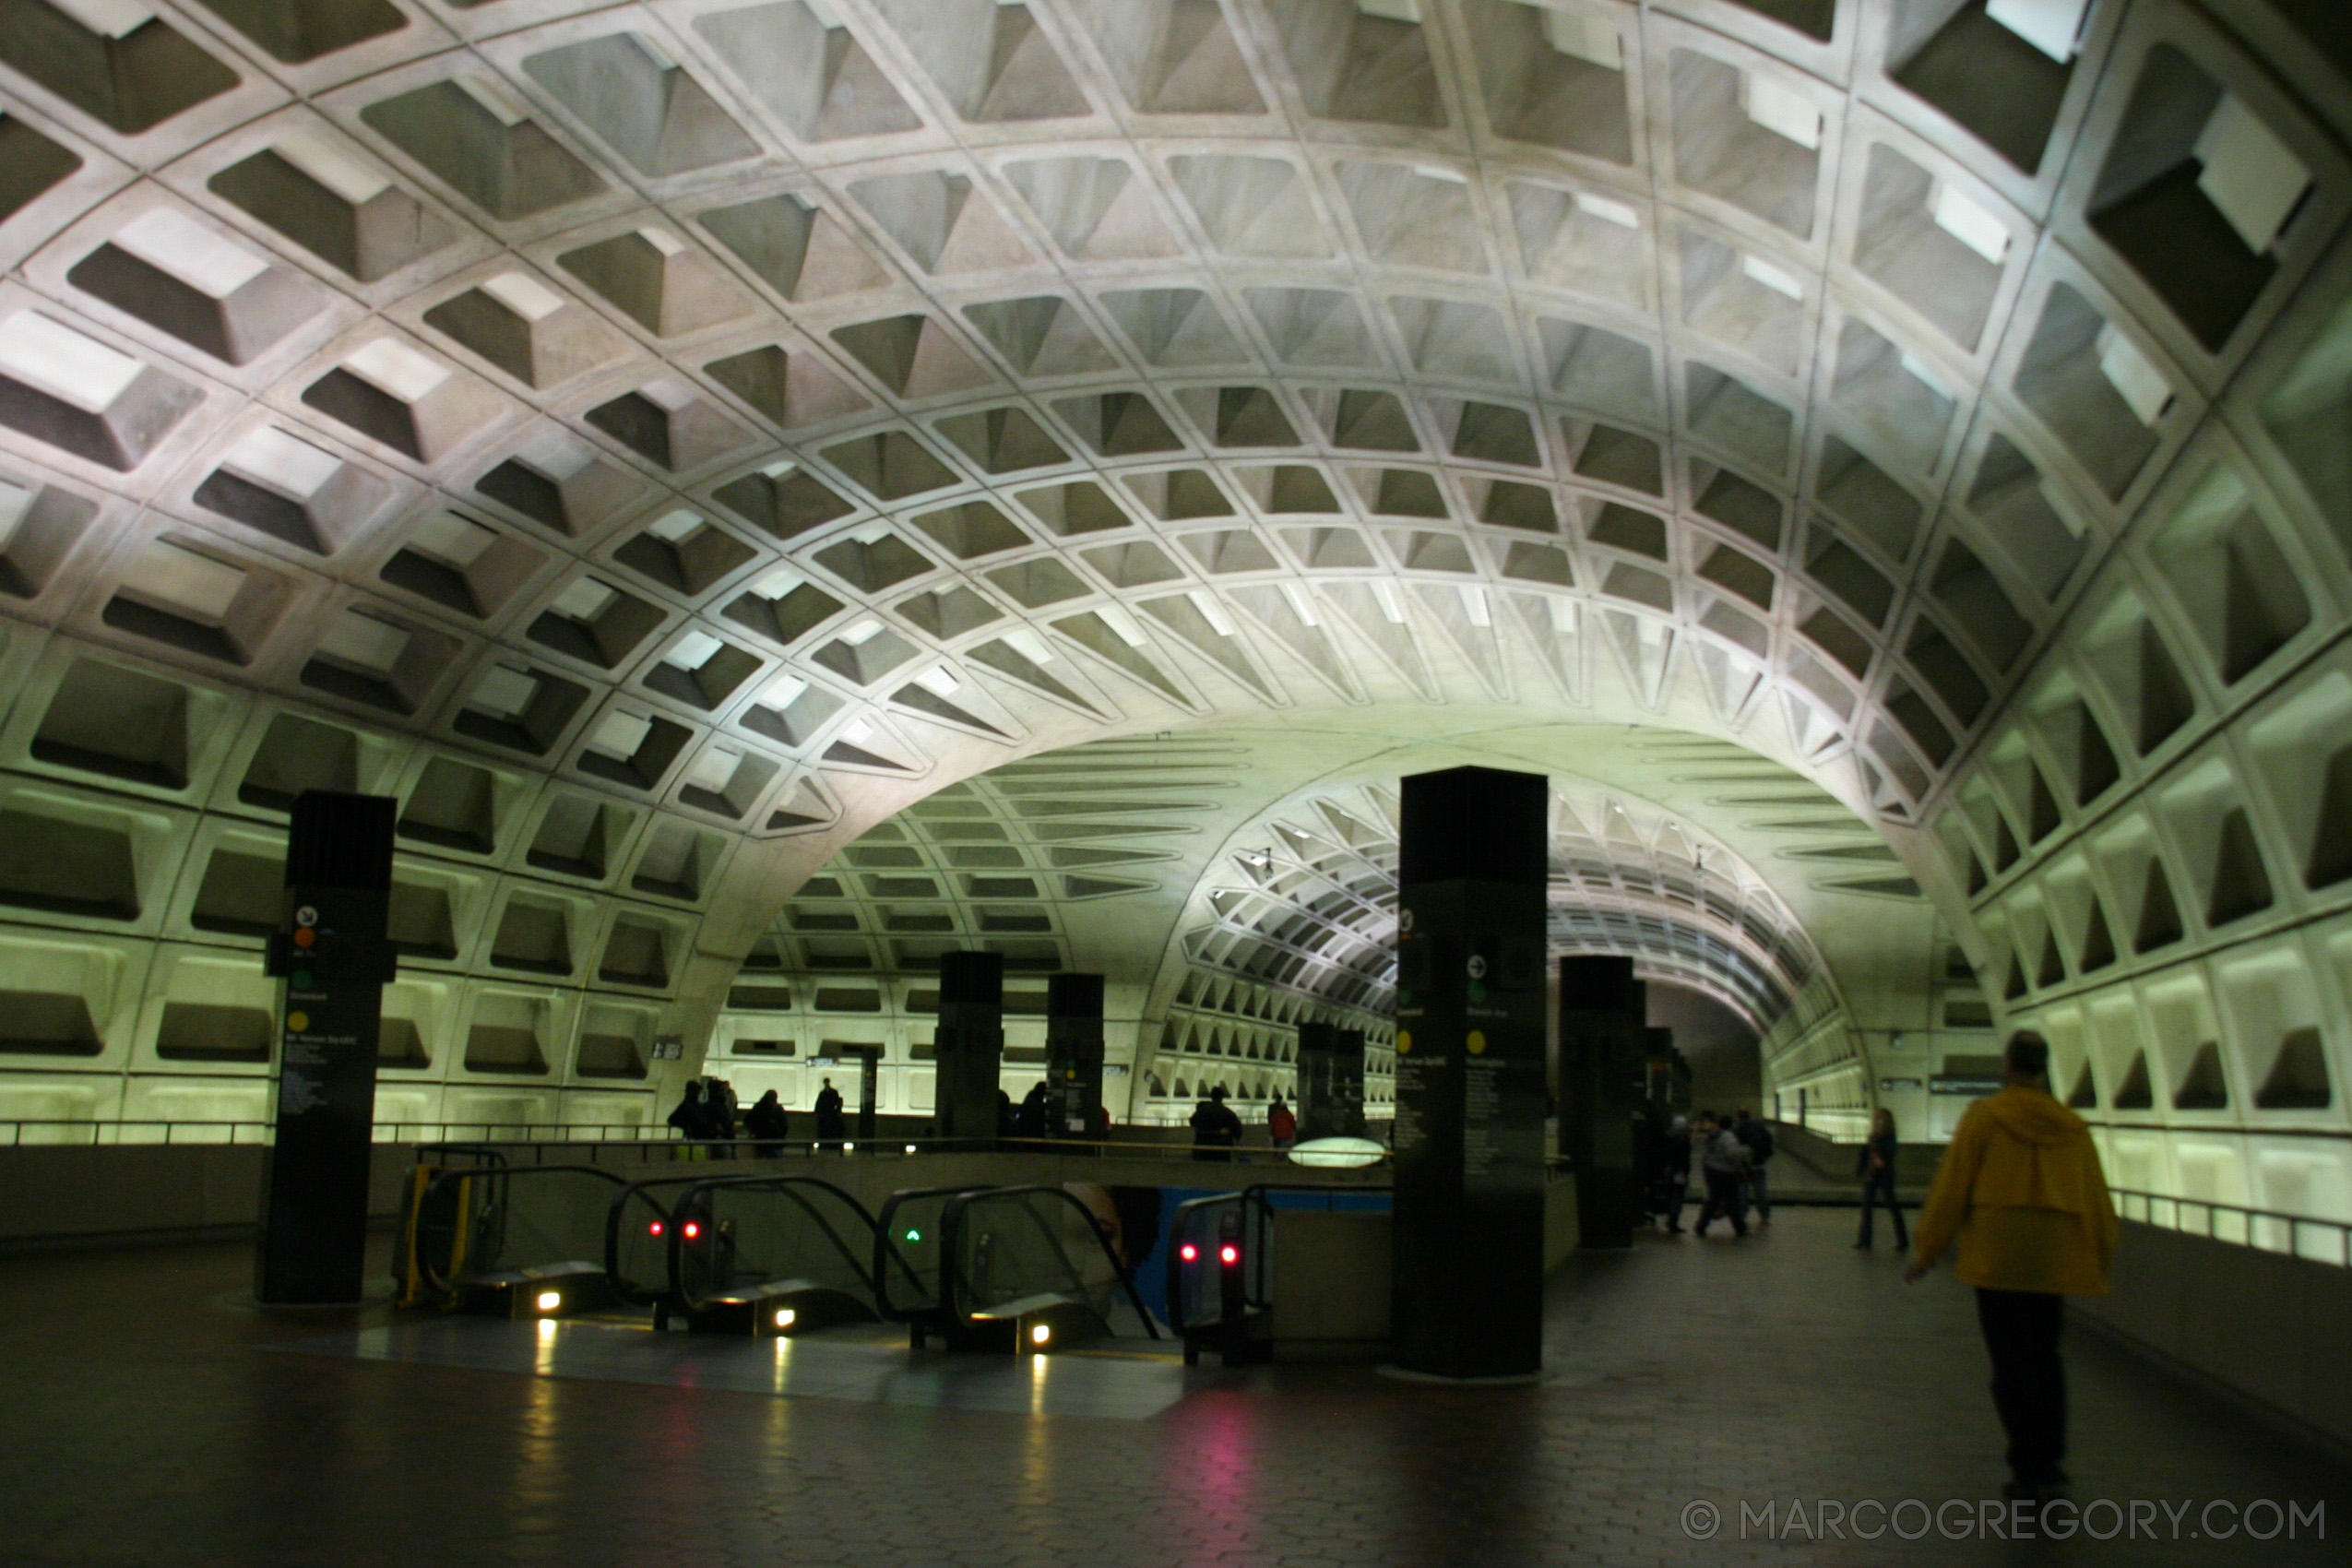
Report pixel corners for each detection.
[257,793,400,1307]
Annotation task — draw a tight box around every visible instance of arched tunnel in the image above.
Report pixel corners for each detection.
[4,0,2345,1223]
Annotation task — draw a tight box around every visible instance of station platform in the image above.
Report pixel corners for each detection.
[2,1206,2341,1566]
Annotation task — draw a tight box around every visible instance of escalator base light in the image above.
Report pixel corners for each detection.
[683,1222,701,1240]
[1029,1324,1051,1347]
[775,1309,796,1329]
[535,1291,563,1313]
[1179,1243,1197,1262]
[905,1229,921,1243]
[647,1221,662,1236]
[1219,1245,1239,1265]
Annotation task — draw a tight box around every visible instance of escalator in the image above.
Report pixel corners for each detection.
[407,1161,629,1317]
[1168,1183,1393,1364]
[665,1175,887,1335]
[398,1151,1159,1356]
[875,1183,1159,1353]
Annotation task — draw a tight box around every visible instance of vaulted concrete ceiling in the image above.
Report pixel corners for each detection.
[2,1,2351,1168]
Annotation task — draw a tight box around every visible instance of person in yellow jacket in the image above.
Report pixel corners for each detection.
[1904,1032,2119,1501]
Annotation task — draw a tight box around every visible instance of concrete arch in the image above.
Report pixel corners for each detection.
[0,1,2345,1221]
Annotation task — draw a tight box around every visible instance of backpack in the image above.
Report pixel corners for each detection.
[1747,1123,1775,1163]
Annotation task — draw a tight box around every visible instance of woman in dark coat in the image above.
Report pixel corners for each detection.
[1856,1107,1907,1249]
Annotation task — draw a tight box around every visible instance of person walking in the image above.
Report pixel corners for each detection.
[1693,1113,1752,1238]
[1855,1107,1907,1250]
[813,1077,847,1150]
[1733,1110,1775,1229]
[1658,1111,1693,1233]
[1189,1086,1242,1161]
[1266,1095,1297,1151]
[744,1089,790,1158]
[1906,1033,2119,1502]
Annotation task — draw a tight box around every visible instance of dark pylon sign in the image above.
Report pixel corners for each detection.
[935,950,1005,1145]
[256,792,398,1306]
[1391,766,1550,1380]
[1043,972,1105,1139]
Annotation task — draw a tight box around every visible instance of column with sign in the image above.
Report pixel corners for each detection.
[934,950,1004,1146]
[1297,1019,1336,1139]
[1561,956,1644,1250]
[1392,766,1549,1379]
[257,792,398,1305]
[1333,1027,1367,1136]
[1043,973,1104,1141]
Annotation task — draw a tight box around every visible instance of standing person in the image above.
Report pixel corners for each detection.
[1906,1033,2119,1502]
[1267,1095,1297,1151]
[701,1078,739,1158]
[663,1086,706,1161]
[1658,1111,1693,1234]
[1734,1110,1776,1229]
[744,1089,790,1158]
[813,1076,846,1150]
[1019,1079,1051,1142]
[1855,1107,1907,1250]
[668,1086,700,1146]
[1189,1086,1242,1161]
[1693,1114,1752,1238]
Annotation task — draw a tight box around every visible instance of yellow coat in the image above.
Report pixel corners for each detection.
[1910,1087,2119,1295]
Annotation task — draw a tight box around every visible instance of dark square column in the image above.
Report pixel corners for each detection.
[1392,766,1550,1379]
[1560,956,1645,1250]
[1043,972,1104,1139]
[934,950,1004,1145]
[1297,1020,1366,1140]
[256,791,398,1305]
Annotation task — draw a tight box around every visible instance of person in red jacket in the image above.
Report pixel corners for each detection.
[1267,1096,1297,1150]
[1907,1032,2119,1502]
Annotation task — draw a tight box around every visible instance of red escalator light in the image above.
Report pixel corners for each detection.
[1179,1242,1198,1263]
[647,1221,663,1237]
[1218,1244,1239,1266]
[683,1221,702,1241]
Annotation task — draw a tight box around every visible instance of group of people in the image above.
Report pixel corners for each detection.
[997,1081,1113,1143]
[1184,1087,1298,1159]
[665,1076,849,1155]
[1645,1107,1777,1237]
[1646,1035,2120,1503]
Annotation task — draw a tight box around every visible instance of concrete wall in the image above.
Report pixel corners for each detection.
[1769,1118,1940,1192]
[0,1145,414,1250]
[2073,1220,2352,1456]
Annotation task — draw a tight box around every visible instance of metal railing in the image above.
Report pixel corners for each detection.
[0,1119,669,1147]
[1,1118,1392,1166]
[2112,1188,2352,1268]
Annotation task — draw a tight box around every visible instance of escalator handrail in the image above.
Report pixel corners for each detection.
[1239,1182,1393,1309]
[602,1174,721,1305]
[939,1184,1160,1340]
[415,1142,509,1169]
[873,1184,995,1324]
[668,1175,882,1313]
[1166,1184,1396,1329]
[1165,1190,1242,1336]
[416,1163,628,1295]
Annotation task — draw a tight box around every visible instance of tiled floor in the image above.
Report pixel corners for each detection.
[1,1209,2341,1567]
